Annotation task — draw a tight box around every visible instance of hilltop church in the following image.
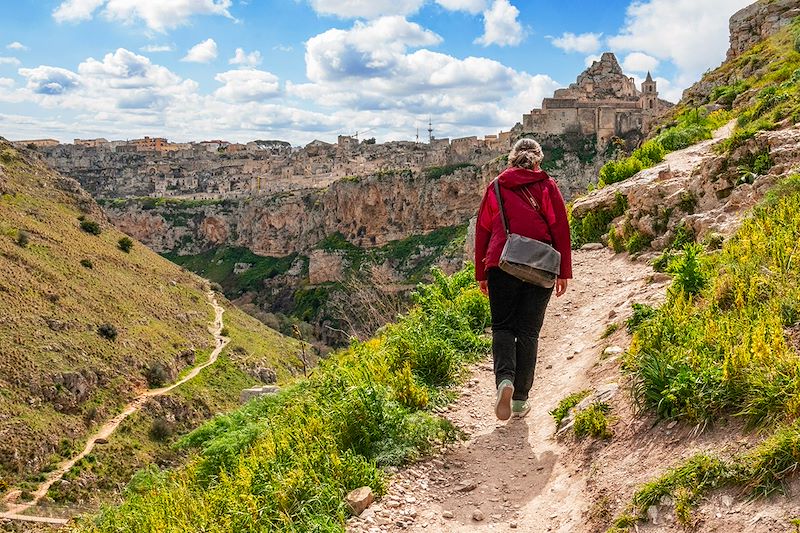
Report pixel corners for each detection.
[517,52,673,146]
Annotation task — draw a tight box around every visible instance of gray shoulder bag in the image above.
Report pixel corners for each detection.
[493,179,561,288]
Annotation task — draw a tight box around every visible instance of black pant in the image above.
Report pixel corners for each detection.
[487,267,553,401]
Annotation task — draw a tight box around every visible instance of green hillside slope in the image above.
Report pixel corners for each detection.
[0,140,302,508]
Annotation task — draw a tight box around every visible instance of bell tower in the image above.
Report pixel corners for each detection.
[641,72,658,111]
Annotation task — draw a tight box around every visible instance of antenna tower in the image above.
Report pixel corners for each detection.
[427,118,434,143]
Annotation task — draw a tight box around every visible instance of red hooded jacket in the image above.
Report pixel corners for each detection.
[474,167,572,282]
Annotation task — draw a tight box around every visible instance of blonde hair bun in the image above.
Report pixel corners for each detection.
[508,138,543,169]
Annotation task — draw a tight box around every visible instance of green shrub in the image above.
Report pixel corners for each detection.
[632,140,665,167]
[16,230,29,248]
[79,220,101,235]
[145,362,170,387]
[570,193,628,248]
[549,390,590,428]
[149,417,175,441]
[118,236,134,253]
[97,323,117,341]
[625,231,651,254]
[668,243,707,296]
[80,259,93,269]
[598,157,643,188]
[625,176,800,425]
[626,303,656,333]
[573,401,613,439]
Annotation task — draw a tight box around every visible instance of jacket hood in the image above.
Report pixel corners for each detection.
[497,167,550,188]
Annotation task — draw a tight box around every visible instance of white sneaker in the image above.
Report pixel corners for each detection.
[495,379,514,421]
[512,400,531,418]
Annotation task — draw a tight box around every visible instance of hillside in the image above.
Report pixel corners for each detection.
[0,140,303,517]
[570,5,800,257]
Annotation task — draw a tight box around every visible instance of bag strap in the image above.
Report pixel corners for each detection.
[493,179,510,237]
[493,178,555,242]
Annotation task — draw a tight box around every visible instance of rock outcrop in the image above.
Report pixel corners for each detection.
[572,125,800,251]
[727,0,800,60]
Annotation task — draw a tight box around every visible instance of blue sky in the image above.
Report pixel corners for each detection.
[0,0,752,145]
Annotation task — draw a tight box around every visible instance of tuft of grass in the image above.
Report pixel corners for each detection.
[79,219,102,235]
[118,236,133,253]
[573,401,613,439]
[570,192,628,249]
[612,418,800,529]
[601,323,620,339]
[550,390,591,428]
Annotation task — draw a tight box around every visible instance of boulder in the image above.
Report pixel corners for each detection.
[345,486,374,516]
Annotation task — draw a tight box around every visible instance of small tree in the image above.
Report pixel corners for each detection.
[80,220,101,235]
[80,259,93,269]
[16,230,29,248]
[118,236,134,253]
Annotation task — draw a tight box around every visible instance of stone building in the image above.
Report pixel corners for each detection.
[519,52,672,146]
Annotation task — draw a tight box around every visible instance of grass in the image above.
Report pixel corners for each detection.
[0,141,306,511]
[678,16,800,153]
[573,402,613,439]
[163,247,298,296]
[550,390,591,428]
[610,420,800,529]
[0,141,224,488]
[73,265,489,532]
[608,177,800,528]
[623,175,800,425]
[423,163,476,179]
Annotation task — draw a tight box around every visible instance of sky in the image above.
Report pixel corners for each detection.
[0,0,754,146]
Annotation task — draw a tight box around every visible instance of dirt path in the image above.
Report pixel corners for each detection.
[347,249,670,533]
[0,291,229,526]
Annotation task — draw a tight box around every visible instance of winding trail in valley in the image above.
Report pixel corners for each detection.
[0,291,229,527]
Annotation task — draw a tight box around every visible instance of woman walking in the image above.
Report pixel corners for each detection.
[474,138,572,420]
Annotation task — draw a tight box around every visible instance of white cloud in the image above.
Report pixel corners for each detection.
[608,0,752,86]
[7,42,29,51]
[622,51,659,74]
[229,48,262,67]
[19,66,82,95]
[182,39,218,63]
[307,0,425,19]
[584,54,602,67]
[475,0,524,47]
[293,16,559,139]
[53,0,234,32]
[435,0,487,14]
[0,57,21,66]
[53,0,106,22]
[214,69,280,102]
[305,16,442,82]
[273,44,294,52]
[549,32,602,54]
[140,44,174,53]
[0,78,15,88]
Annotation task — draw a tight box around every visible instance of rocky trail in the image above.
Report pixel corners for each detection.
[0,291,229,527]
[346,248,670,533]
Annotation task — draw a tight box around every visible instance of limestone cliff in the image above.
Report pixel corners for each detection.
[103,165,488,256]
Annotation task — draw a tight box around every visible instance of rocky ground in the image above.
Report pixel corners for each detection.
[346,248,800,533]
